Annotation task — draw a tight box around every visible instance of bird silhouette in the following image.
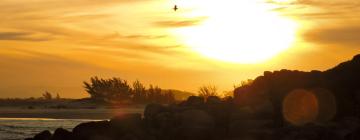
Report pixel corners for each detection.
[173,5,178,11]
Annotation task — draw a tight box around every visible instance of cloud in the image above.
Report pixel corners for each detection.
[269,0,360,20]
[268,0,360,7]
[267,0,360,47]
[79,41,185,57]
[154,17,207,28]
[0,32,51,41]
[0,0,148,12]
[303,26,360,46]
[104,32,168,40]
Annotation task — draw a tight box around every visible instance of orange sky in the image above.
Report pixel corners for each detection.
[0,0,359,98]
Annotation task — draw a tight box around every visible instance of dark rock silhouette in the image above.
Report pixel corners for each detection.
[26,54,360,140]
[178,109,215,140]
[34,130,51,140]
[25,96,360,140]
[234,54,360,126]
[51,128,72,140]
[72,121,111,140]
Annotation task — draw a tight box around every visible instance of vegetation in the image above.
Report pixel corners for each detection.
[83,77,176,104]
[42,91,53,100]
[198,85,219,100]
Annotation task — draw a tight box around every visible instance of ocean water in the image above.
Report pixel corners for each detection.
[0,118,96,140]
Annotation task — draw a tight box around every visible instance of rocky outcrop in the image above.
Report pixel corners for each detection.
[26,95,360,140]
[51,128,72,140]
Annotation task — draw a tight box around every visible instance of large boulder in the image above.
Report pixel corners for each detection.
[205,96,230,137]
[206,96,221,104]
[143,104,177,140]
[72,121,111,140]
[345,128,360,140]
[33,130,52,140]
[144,103,167,121]
[151,112,178,140]
[110,113,145,140]
[110,113,142,131]
[178,109,215,140]
[154,112,176,130]
[184,96,205,107]
[51,128,73,140]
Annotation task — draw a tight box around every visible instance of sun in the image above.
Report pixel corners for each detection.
[171,0,297,63]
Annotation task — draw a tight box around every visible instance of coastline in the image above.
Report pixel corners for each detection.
[0,107,144,120]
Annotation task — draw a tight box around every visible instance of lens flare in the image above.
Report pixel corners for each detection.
[283,89,319,126]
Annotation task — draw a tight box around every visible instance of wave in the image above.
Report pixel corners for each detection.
[0,118,89,139]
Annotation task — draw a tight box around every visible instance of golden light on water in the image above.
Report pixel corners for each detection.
[171,0,298,63]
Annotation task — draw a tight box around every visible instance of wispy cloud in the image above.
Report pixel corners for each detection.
[269,0,360,19]
[0,32,52,41]
[303,25,360,46]
[268,0,360,48]
[104,32,168,40]
[154,17,207,28]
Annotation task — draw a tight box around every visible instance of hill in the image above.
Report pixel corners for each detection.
[164,89,194,101]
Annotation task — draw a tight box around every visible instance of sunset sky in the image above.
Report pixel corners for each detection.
[0,0,359,98]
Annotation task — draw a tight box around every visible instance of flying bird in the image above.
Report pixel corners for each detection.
[173,5,178,11]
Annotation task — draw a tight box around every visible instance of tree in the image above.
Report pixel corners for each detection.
[83,76,132,102]
[147,85,162,103]
[42,91,52,100]
[164,90,176,104]
[83,76,178,104]
[198,85,218,100]
[56,93,61,100]
[132,80,147,103]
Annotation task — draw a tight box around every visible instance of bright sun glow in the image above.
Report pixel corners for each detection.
[171,0,298,63]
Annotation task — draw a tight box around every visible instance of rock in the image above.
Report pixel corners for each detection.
[152,112,178,140]
[184,96,204,107]
[110,113,142,131]
[72,121,110,140]
[154,112,176,129]
[51,128,72,140]
[205,97,230,137]
[34,130,52,140]
[144,103,166,121]
[120,134,140,140]
[206,96,221,104]
[318,130,341,140]
[295,130,319,140]
[345,128,360,140]
[110,113,145,139]
[178,109,215,140]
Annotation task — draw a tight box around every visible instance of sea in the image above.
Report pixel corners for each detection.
[0,118,96,140]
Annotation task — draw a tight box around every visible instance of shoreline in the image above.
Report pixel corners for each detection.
[0,107,144,120]
[0,117,101,121]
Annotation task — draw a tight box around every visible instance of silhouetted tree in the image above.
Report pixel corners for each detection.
[198,85,218,100]
[147,85,162,103]
[42,91,52,100]
[83,77,178,104]
[83,76,132,102]
[163,90,176,104]
[132,80,147,103]
[56,93,61,100]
